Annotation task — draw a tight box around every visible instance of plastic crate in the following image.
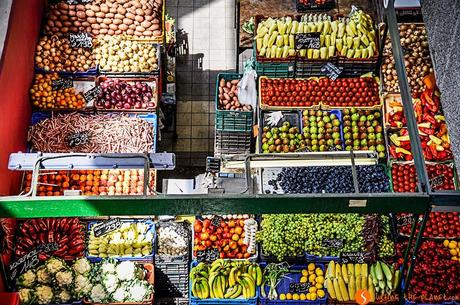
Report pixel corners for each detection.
[259,264,327,305]
[29,112,158,153]
[215,73,253,132]
[294,60,333,78]
[304,253,339,263]
[155,268,189,298]
[296,0,336,12]
[156,298,189,305]
[35,65,98,77]
[215,130,252,157]
[155,221,191,264]
[301,109,345,151]
[189,261,259,305]
[156,261,189,275]
[95,76,158,112]
[259,246,305,264]
[256,60,295,78]
[86,219,155,262]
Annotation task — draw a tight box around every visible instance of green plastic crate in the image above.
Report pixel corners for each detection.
[215,73,253,132]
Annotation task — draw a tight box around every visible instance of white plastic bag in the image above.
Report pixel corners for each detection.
[238,70,257,109]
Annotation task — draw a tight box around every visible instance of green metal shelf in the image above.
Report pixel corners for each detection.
[0,193,430,218]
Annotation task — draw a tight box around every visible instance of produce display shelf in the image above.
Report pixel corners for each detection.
[189,261,259,305]
[34,66,99,78]
[215,130,252,157]
[296,0,336,12]
[155,220,191,264]
[155,271,189,298]
[156,298,189,305]
[86,219,156,262]
[215,73,254,133]
[259,264,327,305]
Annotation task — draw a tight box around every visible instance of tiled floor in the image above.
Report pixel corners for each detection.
[165,0,237,167]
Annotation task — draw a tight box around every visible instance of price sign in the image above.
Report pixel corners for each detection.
[67,131,90,148]
[397,215,414,227]
[211,215,223,227]
[196,248,220,262]
[51,78,73,91]
[65,0,93,5]
[36,242,59,252]
[429,175,444,189]
[322,238,344,248]
[340,252,366,264]
[321,62,343,81]
[83,86,101,103]
[327,145,340,152]
[296,146,312,153]
[206,157,221,173]
[93,218,122,237]
[8,250,40,281]
[295,33,321,50]
[289,282,311,293]
[69,33,93,48]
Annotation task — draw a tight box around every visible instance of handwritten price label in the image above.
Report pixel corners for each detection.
[429,175,444,189]
[51,78,73,91]
[340,252,366,264]
[295,33,321,50]
[67,131,90,148]
[397,215,414,227]
[83,86,101,103]
[322,238,344,248]
[321,62,343,81]
[196,248,220,262]
[93,218,122,237]
[69,33,93,48]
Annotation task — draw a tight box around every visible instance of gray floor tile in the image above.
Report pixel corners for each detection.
[193,6,210,18]
[177,83,192,97]
[178,0,193,7]
[192,83,210,97]
[192,70,210,84]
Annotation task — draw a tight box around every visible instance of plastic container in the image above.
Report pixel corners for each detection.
[215,73,254,132]
[155,270,189,298]
[301,109,345,151]
[191,217,258,262]
[31,75,97,111]
[29,112,158,153]
[86,219,155,262]
[155,298,189,305]
[296,0,336,12]
[258,76,321,110]
[99,43,161,76]
[126,0,165,44]
[215,130,252,157]
[189,261,259,305]
[259,245,305,264]
[95,76,159,112]
[83,262,154,305]
[304,253,339,263]
[255,60,295,78]
[258,110,303,154]
[259,264,327,305]
[155,221,191,264]
[34,65,98,78]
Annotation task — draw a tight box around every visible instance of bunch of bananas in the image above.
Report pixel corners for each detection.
[190,259,262,299]
[325,261,400,302]
[255,9,376,60]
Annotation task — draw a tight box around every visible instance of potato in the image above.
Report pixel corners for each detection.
[95,11,105,18]
[85,10,95,17]
[123,18,133,25]
[135,15,144,22]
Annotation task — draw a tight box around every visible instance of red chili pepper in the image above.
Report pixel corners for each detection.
[68,244,85,255]
[62,255,77,260]
[69,238,84,248]
[22,237,34,248]
[61,219,70,233]
[389,146,398,158]
[53,244,69,256]
[422,113,437,125]
[39,232,46,243]
[419,127,436,135]
[39,219,47,232]
[38,253,49,261]
[428,144,438,159]
[48,231,54,243]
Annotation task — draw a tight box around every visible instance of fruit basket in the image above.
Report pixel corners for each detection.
[189,260,261,305]
[34,63,98,78]
[395,212,460,240]
[301,109,344,152]
[95,76,158,112]
[192,216,258,261]
[86,219,155,262]
[155,221,191,264]
[258,76,321,110]
[30,74,97,111]
[296,0,336,12]
[155,267,189,298]
[259,263,328,305]
[215,73,254,133]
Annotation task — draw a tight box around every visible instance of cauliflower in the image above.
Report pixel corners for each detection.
[127,280,151,302]
[18,288,35,305]
[73,274,92,298]
[90,284,108,303]
[101,260,116,274]
[36,266,51,284]
[55,269,74,287]
[112,286,126,302]
[35,285,54,305]
[73,258,91,275]
[17,269,36,288]
[45,257,65,274]
[102,273,119,293]
[55,290,72,303]
[115,261,137,281]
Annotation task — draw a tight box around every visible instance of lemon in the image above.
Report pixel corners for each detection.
[286,293,292,300]
[306,293,312,300]
[443,239,450,247]
[315,283,323,289]
[316,276,325,284]
[317,289,325,298]
[309,274,316,283]
[315,268,323,276]
[309,286,317,293]
[300,276,308,283]
[301,269,309,276]
[293,294,300,300]
[308,263,315,271]
[453,256,458,261]
[449,241,457,249]
[450,249,458,256]
[308,270,314,275]
[300,293,307,300]
[279,294,286,300]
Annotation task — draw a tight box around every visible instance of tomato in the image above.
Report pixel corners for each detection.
[286,102,292,107]
[299,102,305,106]
[302,85,307,91]
[296,96,301,102]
